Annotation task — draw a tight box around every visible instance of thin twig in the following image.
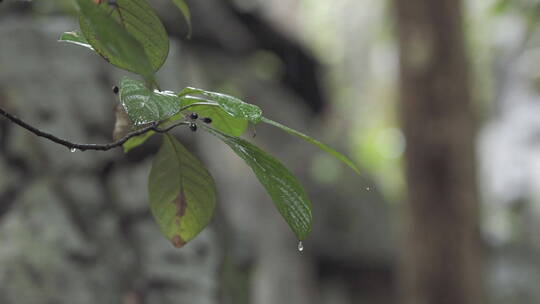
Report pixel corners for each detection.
[156,120,190,133]
[0,102,214,152]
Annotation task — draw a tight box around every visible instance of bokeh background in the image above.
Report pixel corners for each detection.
[1,0,539,303]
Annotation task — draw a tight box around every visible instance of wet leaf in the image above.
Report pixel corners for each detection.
[179,87,262,123]
[79,0,169,72]
[122,96,248,152]
[203,126,312,240]
[148,135,217,247]
[58,30,93,50]
[77,0,167,85]
[119,77,182,125]
[180,96,248,136]
[261,117,360,175]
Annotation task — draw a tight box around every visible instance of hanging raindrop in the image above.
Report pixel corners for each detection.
[70,147,78,153]
[297,241,304,252]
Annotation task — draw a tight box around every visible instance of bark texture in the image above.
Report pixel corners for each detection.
[393,1,484,303]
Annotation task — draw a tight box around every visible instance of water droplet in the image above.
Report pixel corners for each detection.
[366,187,370,191]
[297,241,304,252]
[70,147,77,153]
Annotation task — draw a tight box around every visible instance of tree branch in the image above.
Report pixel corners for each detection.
[0,106,193,152]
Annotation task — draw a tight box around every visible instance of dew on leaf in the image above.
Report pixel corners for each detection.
[298,241,304,252]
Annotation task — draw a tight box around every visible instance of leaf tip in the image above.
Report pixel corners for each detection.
[351,165,361,175]
[171,235,186,248]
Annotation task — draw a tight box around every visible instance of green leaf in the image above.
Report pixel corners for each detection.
[170,0,192,38]
[203,126,312,240]
[79,0,169,72]
[180,96,248,136]
[119,77,182,125]
[77,0,167,85]
[179,87,262,123]
[261,117,360,175]
[113,0,170,71]
[123,130,155,153]
[148,135,217,247]
[121,97,248,152]
[121,94,248,152]
[58,30,93,50]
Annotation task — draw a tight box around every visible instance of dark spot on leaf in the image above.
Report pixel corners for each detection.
[172,235,186,248]
[174,191,187,217]
[202,117,212,124]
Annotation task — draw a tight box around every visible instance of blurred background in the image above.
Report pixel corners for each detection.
[1,0,540,303]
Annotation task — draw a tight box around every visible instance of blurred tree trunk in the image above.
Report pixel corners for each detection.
[393,1,484,304]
